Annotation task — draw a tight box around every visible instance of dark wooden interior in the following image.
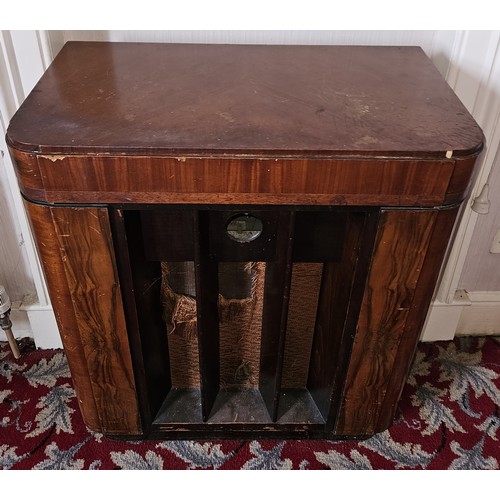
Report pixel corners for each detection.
[7,42,484,439]
[113,206,378,435]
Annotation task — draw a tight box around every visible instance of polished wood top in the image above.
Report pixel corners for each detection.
[7,42,483,158]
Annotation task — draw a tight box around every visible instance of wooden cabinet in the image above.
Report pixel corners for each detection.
[7,42,483,439]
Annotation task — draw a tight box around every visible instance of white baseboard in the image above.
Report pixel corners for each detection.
[421,290,500,341]
[456,291,500,336]
[0,302,32,339]
[0,300,62,349]
[420,291,470,342]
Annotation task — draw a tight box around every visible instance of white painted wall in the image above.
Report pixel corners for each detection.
[426,32,500,338]
[455,31,500,293]
[0,32,35,304]
[0,30,59,347]
[0,153,36,303]
[460,149,500,291]
[1,30,499,347]
[47,30,457,78]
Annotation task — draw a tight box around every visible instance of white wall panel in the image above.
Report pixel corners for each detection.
[460,151,500,291]
[48,30,456,78]
[0,154,36,302]
[0,31,56,346]
[0,32,37,303]
[9,31,47,97]
[457,33,500,292]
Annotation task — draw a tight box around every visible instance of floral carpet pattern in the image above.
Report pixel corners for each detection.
[1,336,499,469]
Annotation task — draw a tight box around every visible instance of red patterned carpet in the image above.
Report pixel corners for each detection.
[1,336,499,470]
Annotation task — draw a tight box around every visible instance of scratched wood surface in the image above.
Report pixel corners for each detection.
[335,209,437,436]
[7,43,482,158]
[374,206,460,432]
[27,203,141,435]
[7,43,483,209]
[8,42,485,439]
[26,202,102,432]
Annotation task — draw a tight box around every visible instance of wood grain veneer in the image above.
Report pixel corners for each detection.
[26,203,141,435]
[26,202,102,432]
[373,206,460,432]
[7,43,482,158]
[7,42,484,439]
[12,153,461,207]
[335,209,438,435]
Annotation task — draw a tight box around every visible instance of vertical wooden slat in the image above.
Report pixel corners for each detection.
[308,261,341,420]
[335,209,438,436]
[259,210,295,421]
[194,210,220,421]
[308,211,379,423]
[109,209,171,429]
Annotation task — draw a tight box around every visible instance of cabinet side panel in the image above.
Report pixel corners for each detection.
[335,209,437,436]
[25,201,101,431]
[374,206,459,432]
[31,204,141,435]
